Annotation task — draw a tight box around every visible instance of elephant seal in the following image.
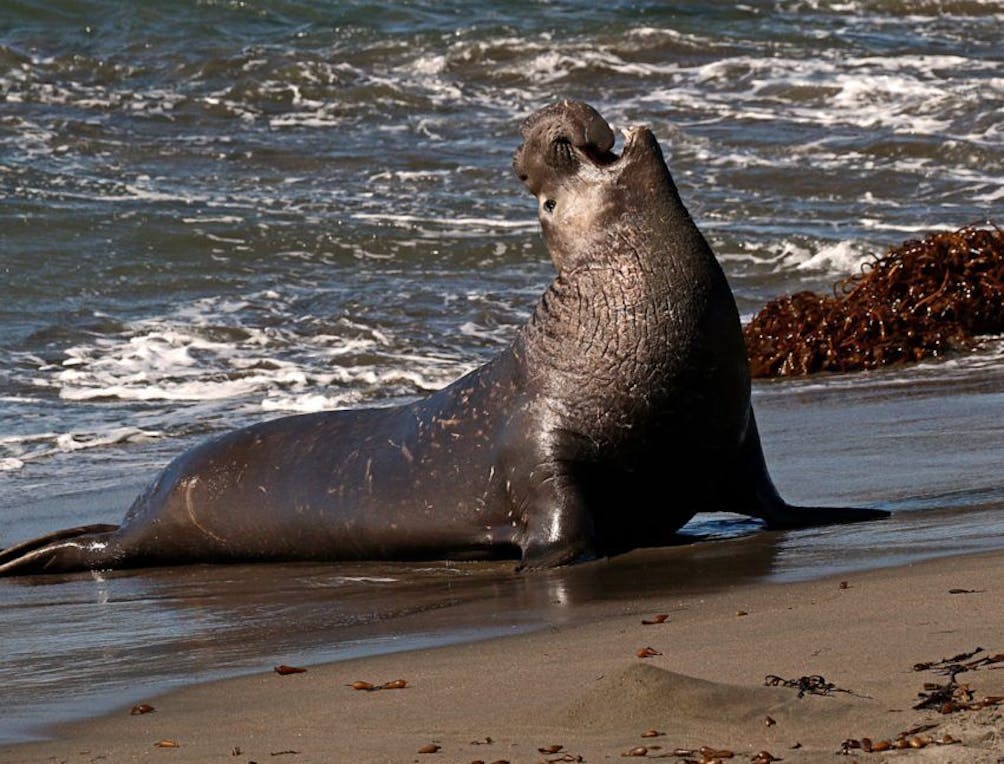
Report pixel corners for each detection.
[0,101,888,576]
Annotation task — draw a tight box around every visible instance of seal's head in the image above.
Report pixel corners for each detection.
[513,100,684,272]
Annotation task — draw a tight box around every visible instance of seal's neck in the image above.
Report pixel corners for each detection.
[522,213,722,368]
[515,215,747,442]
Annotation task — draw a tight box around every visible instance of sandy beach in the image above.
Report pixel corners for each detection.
[3,549,1003,764]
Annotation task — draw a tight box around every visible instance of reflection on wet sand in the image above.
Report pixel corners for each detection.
[1,530,784,742]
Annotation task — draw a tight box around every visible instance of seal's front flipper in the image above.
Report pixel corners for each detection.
[0,524,121,576]
[518,533,597,570]
[759,503,890,530]
[516,493,598,570]
[511,457,599,571]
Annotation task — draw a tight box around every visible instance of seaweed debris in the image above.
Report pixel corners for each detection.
[912,646,1004,713]
[763,673,863,698]
[744,223,1004,377]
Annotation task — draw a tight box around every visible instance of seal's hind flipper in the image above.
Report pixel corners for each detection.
[728,413,891,531]
[0,524,120,576]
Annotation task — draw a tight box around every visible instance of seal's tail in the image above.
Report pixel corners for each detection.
[0,524,120,576]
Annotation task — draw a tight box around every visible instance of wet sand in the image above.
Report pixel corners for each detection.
[4,547,1003,763]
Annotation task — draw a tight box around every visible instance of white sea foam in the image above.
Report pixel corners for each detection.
[0,427,163,470]
[181,215,246,224]
[366,169,453,183]
[724,237,875,278]
[352,211,536,233]
[858,219,962,234]
[516,47,664,84]
[458,321,516,343]
[625,42,997,152]
[258,362,471,413]
[408,53,447,76]
[790,240,870,273]
[27,284,474,416]
[269,109,343,129]
[55,327,322,402]
[260,393,354,413]
[0,395,45,404]
[973,186,1004,203]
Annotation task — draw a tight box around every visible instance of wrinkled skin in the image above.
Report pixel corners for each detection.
[0,101,888,576]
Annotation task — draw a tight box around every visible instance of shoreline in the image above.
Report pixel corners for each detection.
[4,547,1004,763]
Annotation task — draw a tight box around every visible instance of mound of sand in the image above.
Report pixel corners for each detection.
[552,661,863,732]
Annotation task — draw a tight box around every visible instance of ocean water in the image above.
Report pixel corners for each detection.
[1,0,1003,743]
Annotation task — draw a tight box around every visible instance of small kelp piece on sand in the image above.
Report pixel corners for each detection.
[744,223,1004,377]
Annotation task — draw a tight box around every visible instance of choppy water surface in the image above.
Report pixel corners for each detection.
[1,0,1003,743]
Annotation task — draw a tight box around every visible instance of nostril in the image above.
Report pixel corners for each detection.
[551,137,574,169]
[543,199,556,213]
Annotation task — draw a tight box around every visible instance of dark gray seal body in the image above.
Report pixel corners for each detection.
[0,101,887,576]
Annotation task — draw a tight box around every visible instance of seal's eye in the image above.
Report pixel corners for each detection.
[543,199,556,214]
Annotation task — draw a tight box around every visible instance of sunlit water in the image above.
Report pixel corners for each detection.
[2,0,1003,743]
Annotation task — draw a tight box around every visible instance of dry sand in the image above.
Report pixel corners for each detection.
[3,550,1004,764]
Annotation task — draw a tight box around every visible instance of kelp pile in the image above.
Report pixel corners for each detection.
[744,223,1004,378]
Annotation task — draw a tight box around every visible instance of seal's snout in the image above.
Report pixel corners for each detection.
[513,100,618,194]
[520,100,615,156]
